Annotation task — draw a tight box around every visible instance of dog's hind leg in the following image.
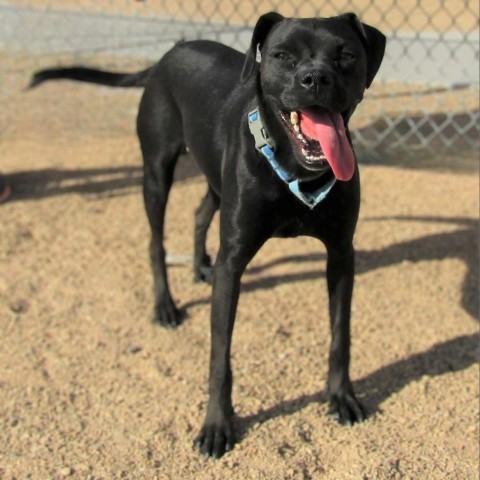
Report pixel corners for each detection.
[143,163,181,327]
[143,155,184,327]
[139,90,184,327]
[194,187,220,284]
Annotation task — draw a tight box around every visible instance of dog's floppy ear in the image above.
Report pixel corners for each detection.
[240,12,284,83]
[340,13,386,88]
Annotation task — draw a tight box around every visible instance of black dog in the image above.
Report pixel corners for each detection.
[31,12,386,458]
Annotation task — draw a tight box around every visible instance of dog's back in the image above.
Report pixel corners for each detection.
[138,40,252,192]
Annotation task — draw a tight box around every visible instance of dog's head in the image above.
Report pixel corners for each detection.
[242,13,386,181]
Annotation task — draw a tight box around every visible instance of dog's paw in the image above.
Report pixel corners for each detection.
[194,420,235,459]
[152,299,183,329]
[194,264,214,284]
[328,392,366,426]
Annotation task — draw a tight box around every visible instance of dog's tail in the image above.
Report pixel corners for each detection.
[28,65,153,89]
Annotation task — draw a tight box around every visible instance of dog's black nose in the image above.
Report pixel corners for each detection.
[300,70,333,90]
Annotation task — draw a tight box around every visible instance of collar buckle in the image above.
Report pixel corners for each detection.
[248,109,275,151]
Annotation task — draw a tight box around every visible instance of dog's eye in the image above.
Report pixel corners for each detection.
[334,51,356,70]
[274,52,289,61]
[340,52,355,62]
[274,52,296,69]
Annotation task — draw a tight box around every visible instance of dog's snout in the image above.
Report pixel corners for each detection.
[300,70,333,90]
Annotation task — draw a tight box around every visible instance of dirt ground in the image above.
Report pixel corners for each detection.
[1,55,479,480]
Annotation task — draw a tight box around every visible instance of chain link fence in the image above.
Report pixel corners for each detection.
[1,0,479,165]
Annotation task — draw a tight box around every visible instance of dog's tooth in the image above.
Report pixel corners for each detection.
[294,124,300,132]
[297,132,304,140]
[290,111,299,125]
[302,148,308,156]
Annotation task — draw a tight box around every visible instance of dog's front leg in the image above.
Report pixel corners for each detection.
[194,256,241,458]
[194,206,268,458]
[326,245,365,425]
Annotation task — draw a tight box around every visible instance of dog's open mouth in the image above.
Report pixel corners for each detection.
[281,107,355,181]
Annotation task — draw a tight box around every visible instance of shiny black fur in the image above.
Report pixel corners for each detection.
[31,12,385,459]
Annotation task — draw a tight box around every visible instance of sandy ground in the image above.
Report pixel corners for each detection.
[1,58,479,480]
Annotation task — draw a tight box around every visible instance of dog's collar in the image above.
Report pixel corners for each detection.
[248,107,336,210]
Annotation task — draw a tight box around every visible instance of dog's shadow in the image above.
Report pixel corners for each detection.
[235,331,479,439]
[186,215,479,320]
[5,154,199,201]
[185,215,479,438]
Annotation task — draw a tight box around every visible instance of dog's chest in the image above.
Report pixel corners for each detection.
[273,215,311,238]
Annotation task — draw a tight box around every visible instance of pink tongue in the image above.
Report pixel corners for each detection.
[300,109,355,181]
